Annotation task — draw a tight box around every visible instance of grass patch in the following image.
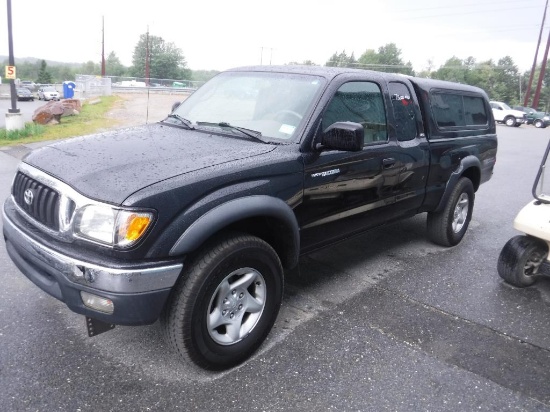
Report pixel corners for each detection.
[0,122,45,141]
[0,95,121,146]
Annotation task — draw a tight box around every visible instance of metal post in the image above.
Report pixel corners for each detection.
[101,16,105,77]
[519,74,522,103]
[7,0,19,114]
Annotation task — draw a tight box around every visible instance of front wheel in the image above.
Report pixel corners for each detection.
[161,233,284,370]
[504,116,516,127]
[497,235,548,287]
[534,119,543,128]
[427,177,474,246]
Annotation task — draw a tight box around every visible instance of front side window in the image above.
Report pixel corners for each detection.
[172,72,325,142]
[322,81,387,146]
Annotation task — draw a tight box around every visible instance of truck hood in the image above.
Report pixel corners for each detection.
[23,123,276,204]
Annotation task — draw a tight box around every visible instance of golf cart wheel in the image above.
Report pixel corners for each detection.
[497,235,548,287]
[161,232,283,370]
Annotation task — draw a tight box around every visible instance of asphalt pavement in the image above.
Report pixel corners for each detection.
[0,98,44,128]
[1,125,549,411]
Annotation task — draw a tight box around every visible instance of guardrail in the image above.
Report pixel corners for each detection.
[111,86,196,95]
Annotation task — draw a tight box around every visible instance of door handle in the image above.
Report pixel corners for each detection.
[382,158,396,168]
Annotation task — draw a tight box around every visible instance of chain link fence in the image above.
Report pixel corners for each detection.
[74,75,204,99]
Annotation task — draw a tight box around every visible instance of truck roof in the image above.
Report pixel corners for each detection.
[228,65,488,96]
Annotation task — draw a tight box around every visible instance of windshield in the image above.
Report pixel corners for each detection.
[171,71,325,142]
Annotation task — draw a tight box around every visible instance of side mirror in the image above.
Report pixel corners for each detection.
[317,122,364,152]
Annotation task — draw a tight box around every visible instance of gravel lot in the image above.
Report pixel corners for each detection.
[107,92,189,128]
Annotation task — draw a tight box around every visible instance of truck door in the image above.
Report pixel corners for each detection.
[386,80,430,212]
[297,79,429,253]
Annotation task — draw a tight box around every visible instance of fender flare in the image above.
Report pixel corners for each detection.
[169,195,300,267]
[434,155,481,213]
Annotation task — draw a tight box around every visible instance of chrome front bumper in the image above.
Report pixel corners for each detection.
[3,205,182,294]
[3,202,183,325]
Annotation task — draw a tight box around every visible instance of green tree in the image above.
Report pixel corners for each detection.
[325,50,356,68]
[131,33,191,80]
[432,56,468,83]
[357,43,413,75]
[493,56,519,104]
[36,59,53,84]
[80,60,100,75]
[286,60,318,66]
[105,51,127,77]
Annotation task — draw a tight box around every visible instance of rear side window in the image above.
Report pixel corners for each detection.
[322,81,388,146]
[389,82,417,141]
[431,92,488,128]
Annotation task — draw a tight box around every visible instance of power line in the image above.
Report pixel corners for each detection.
[396,0,542,13]
[392,5,542,21]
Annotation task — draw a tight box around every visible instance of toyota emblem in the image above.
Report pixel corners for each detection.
[24,189,34,206]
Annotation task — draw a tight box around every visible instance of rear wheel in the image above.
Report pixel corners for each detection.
[504,116,516,127]
[497,235,548,287]
[161,233,284,370]
[427,177,474,246]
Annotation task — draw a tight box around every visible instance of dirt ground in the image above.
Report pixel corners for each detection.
[107,92,189,128]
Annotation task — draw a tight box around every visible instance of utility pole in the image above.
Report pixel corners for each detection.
[5,0,23,131]
[524,0,548,106]
[533,27,550,109]
[101,16,105,77]
[6,0,18,114]
[145,26,150,86]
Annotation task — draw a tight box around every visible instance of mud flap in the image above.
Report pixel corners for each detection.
[86,316,115,337]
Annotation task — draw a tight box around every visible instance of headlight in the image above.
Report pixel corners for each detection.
[75,205,154,248]
[544,116,550,121]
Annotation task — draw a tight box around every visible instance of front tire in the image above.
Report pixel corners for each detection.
[497,235,548,287]
[427,177,474,246]
[161,233,284,370]
[504,116,516,127]
[534,119,543,128]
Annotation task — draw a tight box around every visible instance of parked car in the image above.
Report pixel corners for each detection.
[20,80,36,91]
[37,86,60,101]
[16,87,34,101]
[490,101,527,127]
[513,106,550,128]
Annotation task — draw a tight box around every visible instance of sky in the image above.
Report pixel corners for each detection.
[0,0,548,74]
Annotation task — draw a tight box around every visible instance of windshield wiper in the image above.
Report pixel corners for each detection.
[196,121,267,143]
[165,114,195,129]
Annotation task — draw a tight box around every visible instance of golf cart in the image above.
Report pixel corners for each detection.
[498,140,550,287]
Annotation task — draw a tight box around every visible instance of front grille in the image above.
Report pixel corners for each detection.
[12,171,60,231]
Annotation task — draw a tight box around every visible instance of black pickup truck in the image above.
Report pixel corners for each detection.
[2,66,497,370]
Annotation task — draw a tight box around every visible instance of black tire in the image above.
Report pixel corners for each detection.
[534,119,543,128]
[504,116,516,127]
[161,233,283,370]
[497,235,548,287]
[427,177,474,246]
[513,123,521,127]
